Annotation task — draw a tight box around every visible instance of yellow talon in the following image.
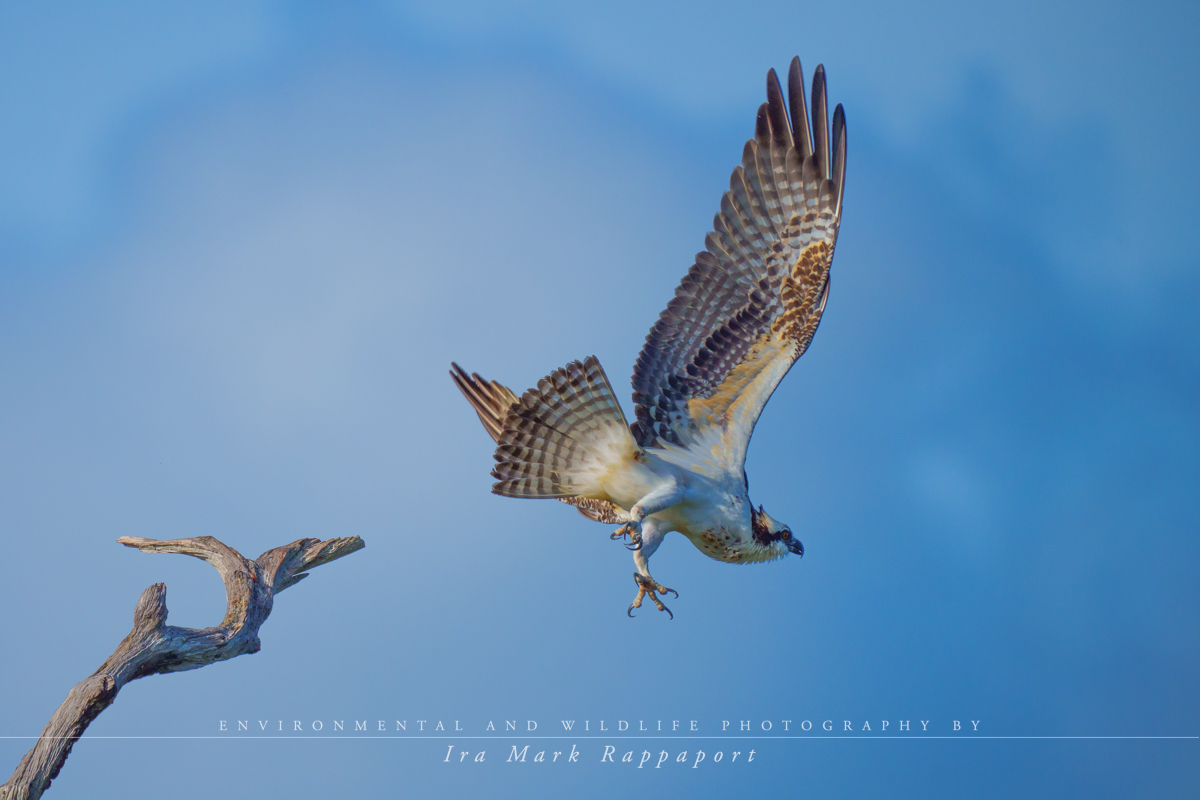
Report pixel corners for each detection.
[627,573,677,619]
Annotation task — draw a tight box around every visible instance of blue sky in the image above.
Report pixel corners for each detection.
[1,1,1196,797]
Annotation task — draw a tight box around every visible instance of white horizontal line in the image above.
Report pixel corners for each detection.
[1,736,1195,740]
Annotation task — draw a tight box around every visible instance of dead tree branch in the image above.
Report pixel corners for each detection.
[1,534,364,800]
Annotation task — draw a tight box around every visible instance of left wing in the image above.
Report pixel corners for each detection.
[630,58,846,479]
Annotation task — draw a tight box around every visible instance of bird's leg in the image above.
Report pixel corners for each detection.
[626,520,677,619]
[611,479,684,551]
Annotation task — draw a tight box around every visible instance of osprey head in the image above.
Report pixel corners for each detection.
[751,504,803,557]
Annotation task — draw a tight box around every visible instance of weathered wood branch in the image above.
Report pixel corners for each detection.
[1,534,364,800]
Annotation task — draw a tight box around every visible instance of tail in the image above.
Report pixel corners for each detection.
[449,361,629,522]
[450,363,519,442]
[490,356,640,499]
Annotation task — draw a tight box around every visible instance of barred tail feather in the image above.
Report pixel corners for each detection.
[492,356,640,499]
[451,362,628,522]
[450,362,519,442]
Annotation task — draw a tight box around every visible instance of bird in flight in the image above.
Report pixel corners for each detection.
[452,57,845,618]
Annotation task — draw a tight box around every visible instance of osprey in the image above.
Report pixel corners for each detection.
[452,57,845,618]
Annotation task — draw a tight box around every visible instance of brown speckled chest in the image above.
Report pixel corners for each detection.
[691,528,749,563]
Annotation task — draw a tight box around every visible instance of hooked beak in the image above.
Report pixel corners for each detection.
[787,537,804,557]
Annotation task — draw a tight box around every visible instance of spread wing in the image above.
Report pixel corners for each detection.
[630,58,846,481]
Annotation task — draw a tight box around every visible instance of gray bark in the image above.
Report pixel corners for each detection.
[1,533,364,800]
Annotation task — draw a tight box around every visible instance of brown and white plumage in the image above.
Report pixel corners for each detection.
[632,59,844,478]
[450,363,627,524]
[452,58,845,616]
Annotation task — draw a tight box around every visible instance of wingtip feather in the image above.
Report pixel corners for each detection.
[812,64,830,181]
[788,56,812,158]
[831,103,847,219]
[754,102,770,142]
[765,68,792,148]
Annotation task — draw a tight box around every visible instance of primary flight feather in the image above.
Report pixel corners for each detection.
[452,57,846,617]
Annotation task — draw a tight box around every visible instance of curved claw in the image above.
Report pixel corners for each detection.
[628,599,673,620]
[611,522,643,551]
[629,572,676,619]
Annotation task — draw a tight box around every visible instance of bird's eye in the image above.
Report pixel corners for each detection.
[781,530,791,540]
